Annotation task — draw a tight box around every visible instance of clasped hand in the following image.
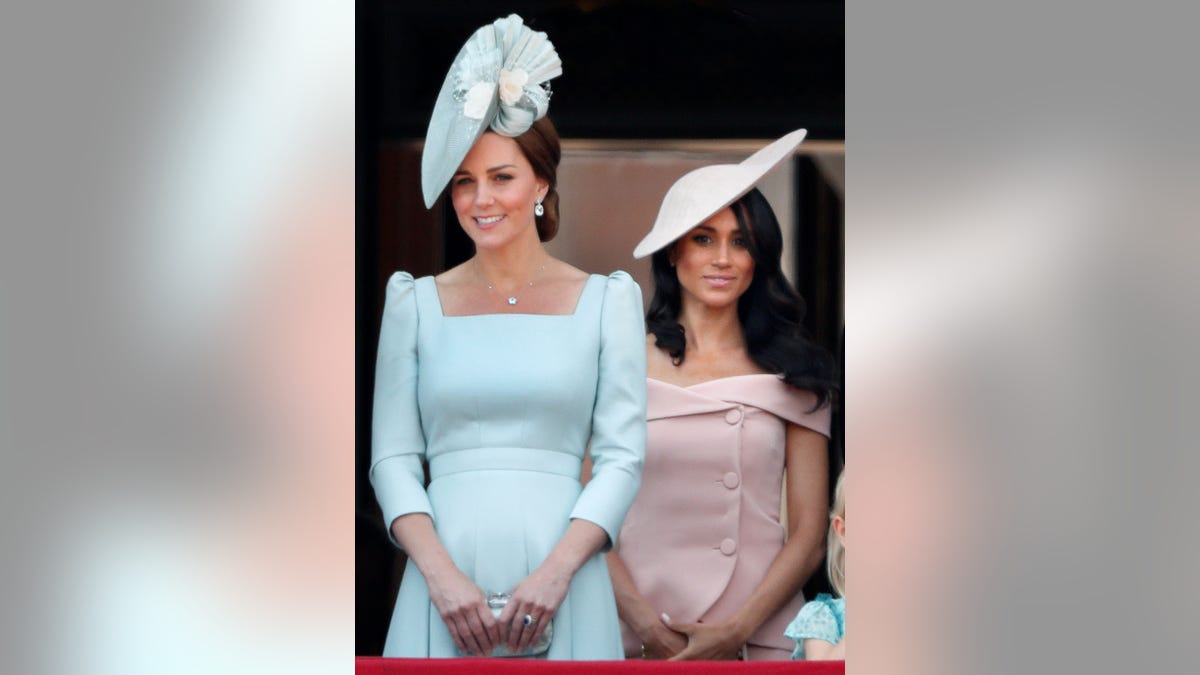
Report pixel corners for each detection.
[426,567,500,656]
[429,564,569,656]
[495,563,570,654]
[637,614,688,659]
[666,619,747,661]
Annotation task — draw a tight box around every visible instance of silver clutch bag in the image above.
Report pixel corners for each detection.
[485,592,553,657]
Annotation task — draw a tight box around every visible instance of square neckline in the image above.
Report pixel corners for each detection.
[430,274,598,318]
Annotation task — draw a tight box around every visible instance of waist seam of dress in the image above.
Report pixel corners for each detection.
[429,446,583,481]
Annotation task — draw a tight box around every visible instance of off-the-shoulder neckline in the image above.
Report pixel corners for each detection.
[429,274,600,318]
[646,373,783,389]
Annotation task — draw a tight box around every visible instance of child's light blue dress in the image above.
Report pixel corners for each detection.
[784,593,845,660]
[370,271,647,659]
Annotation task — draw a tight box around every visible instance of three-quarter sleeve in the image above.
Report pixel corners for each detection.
[569,271,647,548]
[370,272,434,547]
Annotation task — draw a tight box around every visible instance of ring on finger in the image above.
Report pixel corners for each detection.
[522,613,535,627]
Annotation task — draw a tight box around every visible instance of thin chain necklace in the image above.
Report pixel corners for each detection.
[480,262,547,306]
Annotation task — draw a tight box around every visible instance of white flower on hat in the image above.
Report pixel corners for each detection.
[497,68,529,106]
[462,81,496,119]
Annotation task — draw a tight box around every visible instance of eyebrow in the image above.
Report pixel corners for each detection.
[454,163,517,176]
[690,224,746,238]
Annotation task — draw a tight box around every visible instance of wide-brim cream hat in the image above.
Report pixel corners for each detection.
[632,128,807,258]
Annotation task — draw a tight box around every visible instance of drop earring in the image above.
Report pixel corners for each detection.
[534,197,545,217]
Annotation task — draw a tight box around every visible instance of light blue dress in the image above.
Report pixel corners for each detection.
[784,593,846,660]
[370,271,646,659]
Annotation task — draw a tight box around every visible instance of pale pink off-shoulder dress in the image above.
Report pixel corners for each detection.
[616,374,831,660]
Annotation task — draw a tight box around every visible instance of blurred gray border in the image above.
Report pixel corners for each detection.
[849,1,1199,673]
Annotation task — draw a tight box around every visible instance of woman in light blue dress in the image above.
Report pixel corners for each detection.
[369,15,645,660]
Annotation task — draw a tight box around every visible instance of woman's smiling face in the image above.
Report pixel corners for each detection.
[671,207,756,310]
[450,132,546,251]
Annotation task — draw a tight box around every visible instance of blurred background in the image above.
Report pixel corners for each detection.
[357,0,845,656]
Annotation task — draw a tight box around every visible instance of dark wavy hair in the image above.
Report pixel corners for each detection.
[646,188,838,409]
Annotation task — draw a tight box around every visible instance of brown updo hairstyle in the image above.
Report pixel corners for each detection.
[512,116,562,242]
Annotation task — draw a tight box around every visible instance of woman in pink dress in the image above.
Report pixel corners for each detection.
[608,130,838,660]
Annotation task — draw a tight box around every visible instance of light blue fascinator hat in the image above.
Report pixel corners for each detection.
[421,14,563,208]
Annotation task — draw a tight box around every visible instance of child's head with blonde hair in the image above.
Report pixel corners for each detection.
[827,469,846,597]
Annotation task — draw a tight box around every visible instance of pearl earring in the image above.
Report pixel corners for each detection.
[534,198,545,217]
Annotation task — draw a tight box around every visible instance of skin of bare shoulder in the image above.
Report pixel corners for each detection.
[518,257,587,312]
[434,260,474,286]
[542,258,589,296]
[645,337,768,387]
[431,263,483,316]
[546,257,588,282]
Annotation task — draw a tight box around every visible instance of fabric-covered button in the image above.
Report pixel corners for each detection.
[724,408,743,424]
[722,472,740,489]
[719,538,737,555]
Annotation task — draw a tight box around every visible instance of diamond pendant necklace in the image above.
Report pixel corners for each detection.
[483,263,546,306]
